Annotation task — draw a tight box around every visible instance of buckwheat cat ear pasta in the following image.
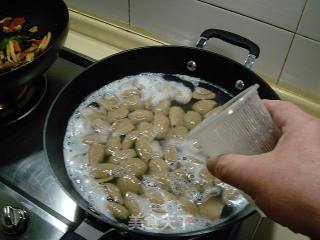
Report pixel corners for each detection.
[63,73,248,233]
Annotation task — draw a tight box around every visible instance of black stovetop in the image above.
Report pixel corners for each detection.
[0,48,261,240]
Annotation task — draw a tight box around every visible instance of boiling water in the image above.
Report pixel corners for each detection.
[63,73,248,233]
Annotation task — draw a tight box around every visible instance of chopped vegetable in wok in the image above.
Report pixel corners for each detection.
[0,16,52,73]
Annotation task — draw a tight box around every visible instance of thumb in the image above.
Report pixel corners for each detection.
[207,154,263,197]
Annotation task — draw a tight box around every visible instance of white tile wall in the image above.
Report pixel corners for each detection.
[201,0,306,31]
[279,35,320,98]
[130,0,293,80]
[65,0,320,100]
[297,0,320,42]
[65,0,129,24]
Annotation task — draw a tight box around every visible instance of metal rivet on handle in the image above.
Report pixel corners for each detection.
[187,61,197,71]
[235,80,245,90]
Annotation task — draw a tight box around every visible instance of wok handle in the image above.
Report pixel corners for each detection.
[196,29,260,69]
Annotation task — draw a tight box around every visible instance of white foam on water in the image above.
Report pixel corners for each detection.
[63,73,248,233]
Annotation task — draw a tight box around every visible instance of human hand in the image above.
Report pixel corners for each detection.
[207,100,320,238]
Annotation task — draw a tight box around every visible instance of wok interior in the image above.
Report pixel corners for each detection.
[62,73,254,235]
[45,46,278,237]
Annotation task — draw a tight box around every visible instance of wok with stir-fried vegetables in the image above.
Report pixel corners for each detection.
[0,16,52,72]
[0,0,68,94]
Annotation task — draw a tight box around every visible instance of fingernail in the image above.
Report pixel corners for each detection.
[206,155,220,175]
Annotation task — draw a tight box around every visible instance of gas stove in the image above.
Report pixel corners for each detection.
[0,49,261,240]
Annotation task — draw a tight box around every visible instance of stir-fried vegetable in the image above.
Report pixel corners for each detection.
[0,16,52,72]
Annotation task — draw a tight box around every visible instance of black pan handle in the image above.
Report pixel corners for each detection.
[196,29,260,69]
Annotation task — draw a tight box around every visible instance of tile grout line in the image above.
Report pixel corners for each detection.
[196,0,295,33]
[294,0,308,32]
[128,0,131,26]
[296,33,320,44]
[276,0,309,85]
[276,34,295,85]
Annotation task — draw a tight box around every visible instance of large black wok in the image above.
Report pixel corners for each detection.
[45,29,279,238]
[0,0,69,94]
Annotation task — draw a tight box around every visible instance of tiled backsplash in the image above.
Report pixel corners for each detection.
[297,0,320,42]
[65,0,319,101]
[199,0,306,31]
[279,35,320,97]
[130,0,293,81]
